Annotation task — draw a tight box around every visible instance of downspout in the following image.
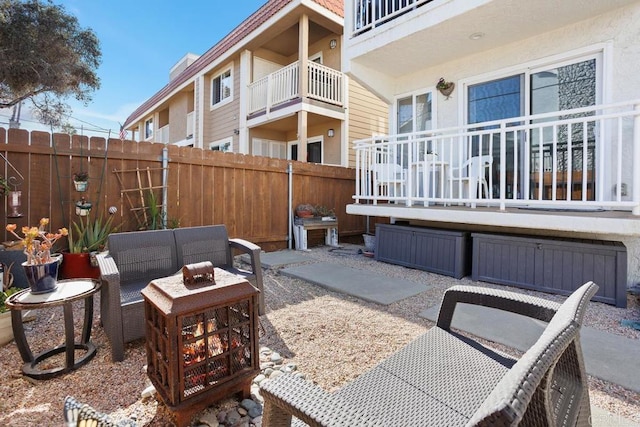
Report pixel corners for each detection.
[288,162,293,249]
[162,147,169,228]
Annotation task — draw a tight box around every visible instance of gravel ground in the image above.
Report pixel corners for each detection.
[0,244,639,426]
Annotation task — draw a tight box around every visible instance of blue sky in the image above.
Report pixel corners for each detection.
[1,0,266,138]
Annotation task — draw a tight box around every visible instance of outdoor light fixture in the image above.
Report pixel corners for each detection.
[7,190,23,218]
[330,39,337,49]
[327,129,335,137]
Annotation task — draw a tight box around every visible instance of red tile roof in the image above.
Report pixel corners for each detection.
[124,0,344,128]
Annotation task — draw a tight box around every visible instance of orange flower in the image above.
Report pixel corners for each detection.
[6,218,67,265]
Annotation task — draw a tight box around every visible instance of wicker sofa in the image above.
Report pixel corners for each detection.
[261,281,598,426]
[97,225,263,362]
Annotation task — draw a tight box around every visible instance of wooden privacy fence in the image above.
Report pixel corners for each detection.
[0,127,366,252]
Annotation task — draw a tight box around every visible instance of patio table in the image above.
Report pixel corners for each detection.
[6,279,101,379]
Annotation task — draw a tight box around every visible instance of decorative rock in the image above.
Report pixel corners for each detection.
[240,398,258,411]
[140,384,156,398]
[263,368,274,377]
[269,370,283,379]
[197,411,220,427]
[270,352,283,364]
[217,411,227,423]
[286,362,297,371]
[253,374,266,385]
[252,415,263,427]
[261,361,275,369]
[226,409,241,425]
[237,407,248,416]
[294,372,306,380]
[248,405,263,418]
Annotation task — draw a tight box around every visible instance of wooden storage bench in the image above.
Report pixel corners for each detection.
[472,233,627,307]
[375,224,471,278]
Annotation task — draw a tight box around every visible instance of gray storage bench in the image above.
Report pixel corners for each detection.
[261,282,598,426]
[472,232,627,307]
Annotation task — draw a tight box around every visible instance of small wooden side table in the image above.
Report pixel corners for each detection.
[6,279,101,379]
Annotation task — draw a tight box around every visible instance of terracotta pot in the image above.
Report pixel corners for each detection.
[296,210,314,218]
[60,252,100,280]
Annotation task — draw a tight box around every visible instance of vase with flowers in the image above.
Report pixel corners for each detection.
[6,218,68,294]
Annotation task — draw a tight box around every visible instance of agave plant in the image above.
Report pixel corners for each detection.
[68,213,117,253]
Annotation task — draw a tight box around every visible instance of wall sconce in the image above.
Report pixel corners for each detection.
[327,129,335,137]
[7,190,23,218]
[330,39,337,49]
[233,128,240,135]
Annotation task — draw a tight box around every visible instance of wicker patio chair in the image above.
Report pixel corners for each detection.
[97,229,178,362]
[261,281,598,426]
[173,225,264,315]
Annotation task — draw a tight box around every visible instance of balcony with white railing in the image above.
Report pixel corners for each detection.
[247,61,344,116]
[352,0,433,36]
[157,124,170,144]
[353,100,640,215]
[186,111,194,139]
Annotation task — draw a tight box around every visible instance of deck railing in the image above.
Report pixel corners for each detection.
[248,61,344,115]
[186,111,194,139]
[352,0,433,36]
[158,124,170,144]
[308,62,344,106]
[354,100,640,214]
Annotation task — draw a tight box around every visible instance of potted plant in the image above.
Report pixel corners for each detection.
[6,218,67,294]
[61,213,116,279]
[314,205,336,220]
[295,203,315,218]
[0,176,10,198]
[436,78,455,98]
[73,171,89,192]
[0,263,20,346]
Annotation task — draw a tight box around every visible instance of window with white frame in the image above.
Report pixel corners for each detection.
[211,67,233,107]
[144,117,154,139]
[209,137,232,152]
[393,90,434,166]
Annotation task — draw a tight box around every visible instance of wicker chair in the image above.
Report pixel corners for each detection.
[97,225,263,362]
[173,225,264,316]
[261,281,598,427]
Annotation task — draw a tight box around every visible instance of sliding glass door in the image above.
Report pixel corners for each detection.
[467,55,599,201]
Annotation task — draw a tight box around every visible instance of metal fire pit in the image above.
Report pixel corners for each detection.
[142,268,260,426]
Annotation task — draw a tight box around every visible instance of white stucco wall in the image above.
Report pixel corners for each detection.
[393,3,640,128]
[351,3,640,289]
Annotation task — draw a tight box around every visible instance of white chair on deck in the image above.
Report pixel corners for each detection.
[371,163,406,199]
[448,155,493,203]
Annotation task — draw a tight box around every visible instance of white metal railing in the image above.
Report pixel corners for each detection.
[354,100,640,214]
[248,61,345,115]
[308,62,344,106]
[186,111,194,138]
[158,124,170,144]
[352,0,433,37]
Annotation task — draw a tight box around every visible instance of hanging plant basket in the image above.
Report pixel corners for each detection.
[438,83,455,98]
[75,199,92,216]
[73,180,88,192]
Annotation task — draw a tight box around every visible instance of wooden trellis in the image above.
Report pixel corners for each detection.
[113,166,166,228]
